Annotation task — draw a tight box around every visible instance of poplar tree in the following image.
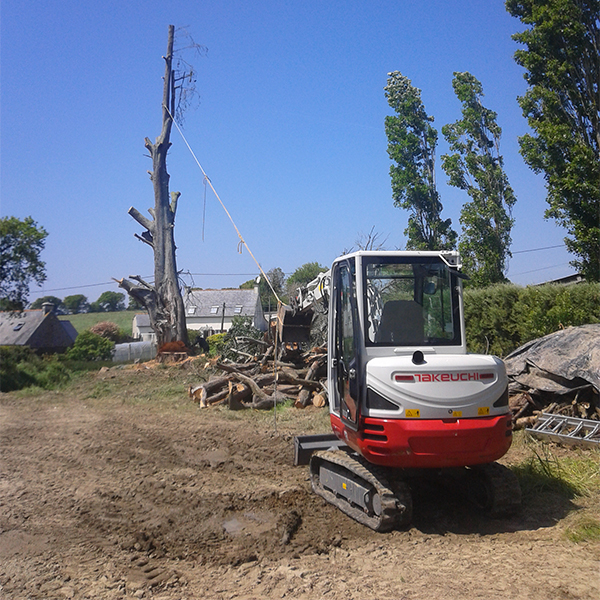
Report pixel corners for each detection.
[442,72,516,287]
[506,0,600,281]
[384,71,457,250]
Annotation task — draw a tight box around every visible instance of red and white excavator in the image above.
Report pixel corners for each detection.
[279,250,521,531]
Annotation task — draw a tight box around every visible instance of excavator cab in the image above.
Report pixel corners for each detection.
[326,251,512,469]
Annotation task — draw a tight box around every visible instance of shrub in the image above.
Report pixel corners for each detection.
[89,321,126,342]
[463,284,522,356]
[0,346,70,392]
[66,331,114,361]
[212,316,264,361]
[207,333,227,358]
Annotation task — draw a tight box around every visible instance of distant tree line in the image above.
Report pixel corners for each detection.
[28,291,140,314]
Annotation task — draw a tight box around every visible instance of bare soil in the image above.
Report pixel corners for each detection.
[1,363,598,600]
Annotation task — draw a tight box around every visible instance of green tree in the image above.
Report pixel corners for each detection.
[506,0,600,281]
[441,72,516,287]
[240,267,287,311]
[0,216,48,310]
[63,294,89,314]
[384,71,457,250]
[92,291,126,312]
[30,295,65,313]
[286,262,328,294]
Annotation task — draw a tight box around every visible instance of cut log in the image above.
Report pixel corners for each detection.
[295,388,312,409]
[260,345,274,366]
[216,362,257,374]
[278,370,321,390]
[204,388,230,406]
[228,381,251,410]
[251,391,291,410]
[312,392,327,408]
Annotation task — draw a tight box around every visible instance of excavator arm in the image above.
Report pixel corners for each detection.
[277,270,331,343]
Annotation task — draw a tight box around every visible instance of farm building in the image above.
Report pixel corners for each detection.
[0,304,78,353]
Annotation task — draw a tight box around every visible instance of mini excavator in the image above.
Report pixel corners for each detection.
[279,251,521,531]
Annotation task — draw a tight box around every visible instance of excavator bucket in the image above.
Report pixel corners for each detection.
[277,304,314,343]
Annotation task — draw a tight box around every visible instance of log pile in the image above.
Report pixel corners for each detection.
[188,346,328,410]
[510,388,600,430]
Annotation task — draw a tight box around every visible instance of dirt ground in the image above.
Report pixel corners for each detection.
[1,364,598,600]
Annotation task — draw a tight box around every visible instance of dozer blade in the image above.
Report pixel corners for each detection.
[277,304,314,343]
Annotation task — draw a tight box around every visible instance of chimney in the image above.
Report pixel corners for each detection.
[41,302,54,315]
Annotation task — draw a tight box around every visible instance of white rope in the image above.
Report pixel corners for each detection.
[165,106,283,306]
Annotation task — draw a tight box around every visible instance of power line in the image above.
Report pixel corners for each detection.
[511,262,573,276]
[28,272,261,296]
[512,244,565,255]
[29,245,568,296]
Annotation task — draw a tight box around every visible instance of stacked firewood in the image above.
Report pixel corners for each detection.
[510,388,600,430]
[188,346,328,410]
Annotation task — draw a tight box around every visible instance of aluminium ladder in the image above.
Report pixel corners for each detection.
[526,412,600,447]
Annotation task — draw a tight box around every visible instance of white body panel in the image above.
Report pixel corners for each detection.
[366,353,508,419]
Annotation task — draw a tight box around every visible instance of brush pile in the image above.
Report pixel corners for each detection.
[188,345,328,410]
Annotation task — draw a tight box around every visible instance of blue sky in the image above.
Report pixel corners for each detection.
[1,0,576,304]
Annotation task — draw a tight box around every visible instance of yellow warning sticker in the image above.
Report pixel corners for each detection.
[405,409,420,418]
[452,411,463,418]
[478,406,490,416]
[342,483,347,490]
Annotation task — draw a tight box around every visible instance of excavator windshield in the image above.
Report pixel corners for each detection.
[363,256,462,347]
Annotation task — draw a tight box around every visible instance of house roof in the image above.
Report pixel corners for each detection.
[0,310,77,350]
[133,313,151,328]
[184,288,260,318]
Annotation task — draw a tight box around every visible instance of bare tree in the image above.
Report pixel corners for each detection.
[116,25,203,348]
[342,226,389,255]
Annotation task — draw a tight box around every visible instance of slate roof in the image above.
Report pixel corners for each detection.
[133,313,151,328]
[0,310,78,352]
[184,288,260,317]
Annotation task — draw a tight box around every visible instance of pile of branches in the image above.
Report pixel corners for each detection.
[188,345,328,411]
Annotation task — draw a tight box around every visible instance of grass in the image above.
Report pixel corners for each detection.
[511,432,600,500]
[565,516,600,543]
[509,431,600,544]
[59,310,139,334]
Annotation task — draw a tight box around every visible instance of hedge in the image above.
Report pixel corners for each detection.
[464,282,600,356]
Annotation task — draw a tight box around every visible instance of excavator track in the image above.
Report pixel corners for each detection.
[466,462,522,517]
[309,450,411,532]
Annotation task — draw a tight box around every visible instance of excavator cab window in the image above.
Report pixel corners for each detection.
[363,257,461,347]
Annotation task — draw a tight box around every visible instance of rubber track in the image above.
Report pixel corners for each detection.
[471,462,522,517]
[309,450,404,532]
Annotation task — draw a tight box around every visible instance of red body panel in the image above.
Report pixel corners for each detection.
[330,413,513,469]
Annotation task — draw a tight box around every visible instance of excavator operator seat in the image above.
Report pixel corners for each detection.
[375,300,424,345]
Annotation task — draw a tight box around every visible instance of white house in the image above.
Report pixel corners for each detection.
[184,287,268,334]
[131,287,268,342]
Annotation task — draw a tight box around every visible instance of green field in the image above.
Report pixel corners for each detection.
[59,311,141,335]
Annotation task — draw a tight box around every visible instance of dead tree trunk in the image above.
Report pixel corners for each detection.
[116,24,188,348]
